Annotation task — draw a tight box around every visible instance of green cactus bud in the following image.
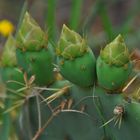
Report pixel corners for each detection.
[96,34,132,91]
[0,36,24,98]
[57,25,96,87]
[16,12,55,86]
[100,34,129,66]
[56,24,87,59]
[0,35,17,67]
[16,12,47,51]
[16,44,55,86]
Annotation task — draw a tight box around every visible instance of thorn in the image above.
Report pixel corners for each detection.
[122,75,138,92]
[67,98,73,109]
[28,75,35,85]
[60,100,67,110]
[79,104,86,112]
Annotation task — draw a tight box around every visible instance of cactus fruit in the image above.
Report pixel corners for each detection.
[56,24,96,87]
[0,35,24,98]
[16,12,54,86]
[96,34,132,91]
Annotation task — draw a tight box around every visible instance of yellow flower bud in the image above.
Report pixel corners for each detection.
[0,20,14,37]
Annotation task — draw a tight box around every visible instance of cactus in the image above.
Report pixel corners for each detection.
[96,34,132,91]
[16,12,55,86]
[0,35,24,98]
[0,35,24,140]
[94,88,140,140]
[18,81,108,140]
[56,24,96,87]
[1,13,140,140]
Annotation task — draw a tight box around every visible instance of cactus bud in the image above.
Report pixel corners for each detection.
[0,35,17,67]
[56,25,96,87]
[16,12,47,51]
[16,12,54,86]
[96,34,132,91]
[0,36,24,97]
[100,34,129,66]
[56,24,87,59]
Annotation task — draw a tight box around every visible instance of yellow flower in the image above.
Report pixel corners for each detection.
[0,20,14,37]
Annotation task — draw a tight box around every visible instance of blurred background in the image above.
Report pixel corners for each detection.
[0,0,140,53]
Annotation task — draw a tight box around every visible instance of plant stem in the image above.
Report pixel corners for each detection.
[15,0,28,38]
[98,1,114,40]
[45,0,57,41]
[69,0,83,30]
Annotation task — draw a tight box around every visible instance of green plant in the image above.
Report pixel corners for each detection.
[0,12,140,140]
